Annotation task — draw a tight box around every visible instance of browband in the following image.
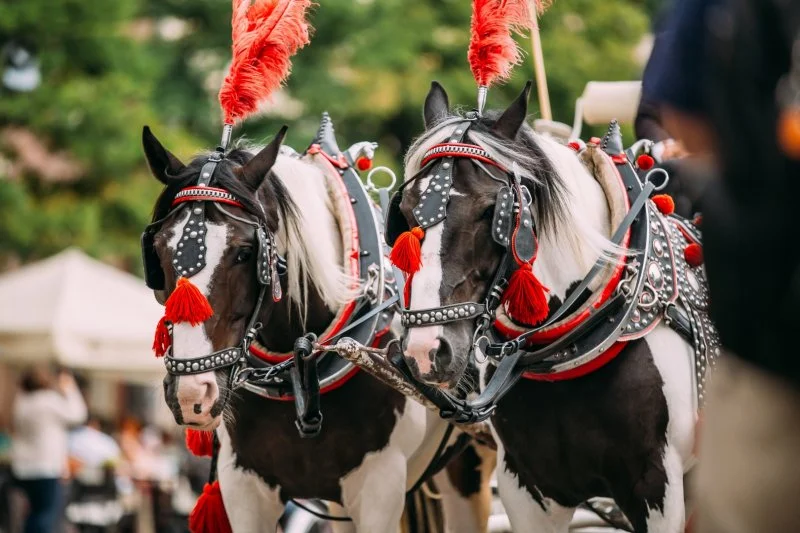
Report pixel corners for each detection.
[420,142,506,171]
[173,186,244,208]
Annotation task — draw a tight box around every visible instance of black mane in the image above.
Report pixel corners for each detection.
[151,148,295,230]
[474,111,568,235]
[416,110,569,237]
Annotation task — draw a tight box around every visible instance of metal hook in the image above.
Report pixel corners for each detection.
[366,166,398,192]
[644,168,670,192]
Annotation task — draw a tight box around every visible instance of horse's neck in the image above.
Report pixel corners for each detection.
[534,140,611,302]
[256,154,344,352]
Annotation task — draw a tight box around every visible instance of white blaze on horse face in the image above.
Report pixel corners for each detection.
[404,221,445,376]
[167,211,230,427]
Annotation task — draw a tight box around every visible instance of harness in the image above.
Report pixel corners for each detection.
[383,119,720,423]
[141,114,397,437]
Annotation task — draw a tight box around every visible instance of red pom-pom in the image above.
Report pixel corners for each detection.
[502,263,550,326]
[185,429,214,457]
[568,141,581,152]
[153,316,171,358]
[165,277,214,326]
[356,156,372,171]
[652,194,675,215]
[390,227,425,274]
[684,243,704,267]
[637,154,655,170]
[189,481,231,533]
[693,215,703,227]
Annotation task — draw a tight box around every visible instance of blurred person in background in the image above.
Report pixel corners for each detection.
[11,365,88,533]
[648,0,800,531]
[636,0,707,217]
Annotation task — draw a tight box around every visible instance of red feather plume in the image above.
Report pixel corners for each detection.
[468,0,546,87]
[219,0,313,124]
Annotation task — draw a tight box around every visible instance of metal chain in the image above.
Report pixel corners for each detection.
[232,358,295,389]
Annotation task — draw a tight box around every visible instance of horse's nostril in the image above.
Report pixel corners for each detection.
[435,336,454,368]
[193,403,202,415]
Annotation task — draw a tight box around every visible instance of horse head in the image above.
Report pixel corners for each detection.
[390,81,611,390]
[141,126,288,429]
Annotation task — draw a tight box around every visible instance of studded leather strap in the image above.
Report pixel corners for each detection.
[164,347,243,375]
[401,302,486,328]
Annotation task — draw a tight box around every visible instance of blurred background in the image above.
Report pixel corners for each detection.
[0,0,663,531]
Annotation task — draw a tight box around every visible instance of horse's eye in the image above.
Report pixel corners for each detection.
[481,205,495,220]
[235,247,253,264]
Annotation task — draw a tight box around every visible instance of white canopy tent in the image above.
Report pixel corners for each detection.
[0,247,164,384]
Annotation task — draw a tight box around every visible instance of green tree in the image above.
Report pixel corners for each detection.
[0,0,649,272]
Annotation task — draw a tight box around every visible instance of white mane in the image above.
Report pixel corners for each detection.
[269,154,357,324]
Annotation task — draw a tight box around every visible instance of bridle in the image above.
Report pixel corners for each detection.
[141,148,285,381]
[386,116,538,353]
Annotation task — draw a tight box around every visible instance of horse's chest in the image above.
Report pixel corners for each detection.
[228,372,407,502]
[490,340,670,508]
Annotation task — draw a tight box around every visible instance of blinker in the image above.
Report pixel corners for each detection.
[173,152,223,280]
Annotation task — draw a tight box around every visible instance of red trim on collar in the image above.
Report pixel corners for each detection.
[495,151,633,345]
[522,341,627,381]
[248,299,358,363]
[420,143,507,171]
[307,144,349,169]
[249,149,362,363]
[252,325,392,402]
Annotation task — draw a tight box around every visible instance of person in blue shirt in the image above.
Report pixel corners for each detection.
[648,0,800,531]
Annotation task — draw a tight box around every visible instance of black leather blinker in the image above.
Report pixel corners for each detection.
[511,174,537,264]
[173,154,222,279]
[491,186,513,247]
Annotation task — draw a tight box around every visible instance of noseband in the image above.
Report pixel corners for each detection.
[141,149,284,380]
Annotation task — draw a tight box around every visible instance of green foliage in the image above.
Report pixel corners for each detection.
[0,0,650,272]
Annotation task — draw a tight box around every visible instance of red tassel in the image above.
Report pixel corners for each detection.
[185,429,214,457]
[189,481,231,533]
[165,277,214,326]
[153,316,171,358]
[652,194,675,215]
[637,154,655,170]
[390,227,425,274]
[502,263,550,326]
[684,243,704,267]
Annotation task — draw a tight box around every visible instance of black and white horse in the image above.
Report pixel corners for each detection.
[141,123,494,532]
[390,82,702,532]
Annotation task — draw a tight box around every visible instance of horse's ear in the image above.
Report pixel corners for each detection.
[241,125,288,190]
[142,126,185,185]
[424,81,450,129]
[492,81,532,139]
